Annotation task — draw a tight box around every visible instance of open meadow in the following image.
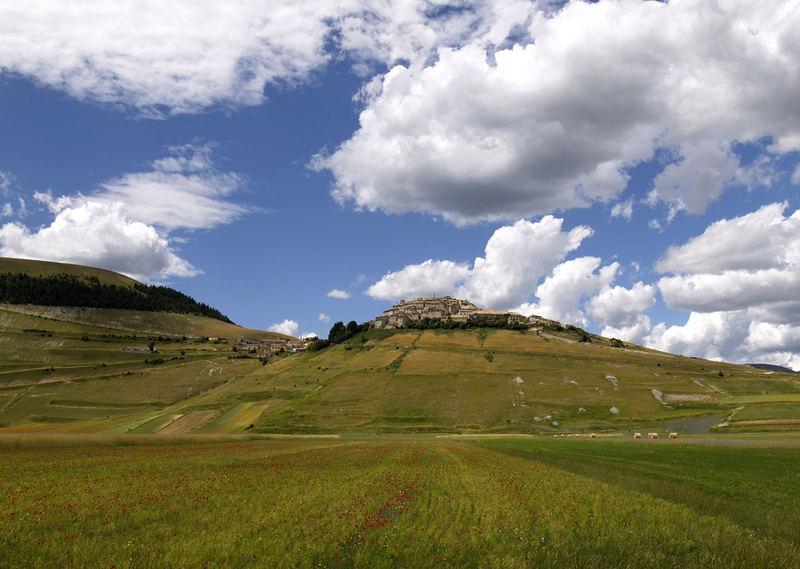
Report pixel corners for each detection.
[1,437,798,569]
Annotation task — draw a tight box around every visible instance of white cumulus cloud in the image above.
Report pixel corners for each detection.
[268,319,299,337]
[0,1,534,115]
[318,313,331,323]
[0,201,197,281]
[640,202,800,370]
[586,282,656,328]
[317,0,800,223]
[516,257,619,327]
[0,144,247,281]
[0,1,347,115]
[586,282,656,344]
[655,203,800,313]
[367,216,592,310]
[327,289,352,300]
[610,199,634,221]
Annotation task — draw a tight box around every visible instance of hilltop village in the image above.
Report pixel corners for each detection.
[370,296,558,329]
[233,336,308,357]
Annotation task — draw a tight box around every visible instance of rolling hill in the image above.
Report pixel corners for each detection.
[0,257,232,322]
[0,257,140,287]
[0,259,295,434]
[0,259,798,436]
[2,317,798,435]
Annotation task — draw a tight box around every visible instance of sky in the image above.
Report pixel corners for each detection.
[1,0,799,370]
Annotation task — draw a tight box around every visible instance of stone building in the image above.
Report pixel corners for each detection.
[370,296,533,329]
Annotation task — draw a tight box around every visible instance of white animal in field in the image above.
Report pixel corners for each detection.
[669,432,678,439]
[648,432,659,439]
[634,432,642,439]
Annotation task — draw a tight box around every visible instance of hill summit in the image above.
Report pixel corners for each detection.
[0,257,232,323]
[370,296,558,330]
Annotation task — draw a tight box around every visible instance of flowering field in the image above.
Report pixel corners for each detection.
[1,440,797,568]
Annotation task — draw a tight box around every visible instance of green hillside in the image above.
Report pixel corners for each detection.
[0,302,294,430]
[0,257,232,322]
[0,260,797,436]
[4,321,797,436]
[205,327,800,435]
[0,257,139,287]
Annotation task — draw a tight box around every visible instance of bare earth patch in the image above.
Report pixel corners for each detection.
[663,393,712,402]
[156,411,217,434]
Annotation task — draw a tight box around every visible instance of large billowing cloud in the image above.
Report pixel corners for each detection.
[656,203,800,312]
[0,1,344,115]
[0,201,197,281]
[268,319,300,337]
[4,2,798,219]
[0,144,247,281]
[317,0,800,224]
[515,257,620,327]
[586,281,656,343]
[0,0,524,115]
[367,216,592,309]
[643,203,800,370]
[645,312,800,372]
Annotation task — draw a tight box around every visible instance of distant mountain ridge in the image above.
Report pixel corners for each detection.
[0,257,233,324]
[748,363,799,374]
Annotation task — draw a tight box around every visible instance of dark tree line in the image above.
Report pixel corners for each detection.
[307,316,533,352]
[307,320,371,351]
[0,273,233,323]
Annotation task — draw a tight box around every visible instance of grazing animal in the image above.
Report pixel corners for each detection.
[648,432,659,439]
[590,433,596,438]
[634,432,642,439]
[553,434,559,438]
[669,432,678,439]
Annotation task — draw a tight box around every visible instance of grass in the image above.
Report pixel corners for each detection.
[735,403,800,421]
[1,303,290,341]
[0,257,139,288]
[0,438,797,568]
[3,318,800,435]
[473,438,800,546]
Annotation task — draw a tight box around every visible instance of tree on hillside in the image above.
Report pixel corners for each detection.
[328,321,347,344]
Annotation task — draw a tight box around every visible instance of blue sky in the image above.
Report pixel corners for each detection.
[1,1,799,369]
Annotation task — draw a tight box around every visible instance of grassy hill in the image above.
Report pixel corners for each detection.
[206,327,800,435]
[4,321,798,435]
[0,257,233,322]
[0,257,140,287]
[0,301,294,429]
[0,259,298,434]
[0,258,797,435]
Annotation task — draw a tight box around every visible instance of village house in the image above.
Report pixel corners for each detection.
[234,336,308,357]
[370,296,540,329]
